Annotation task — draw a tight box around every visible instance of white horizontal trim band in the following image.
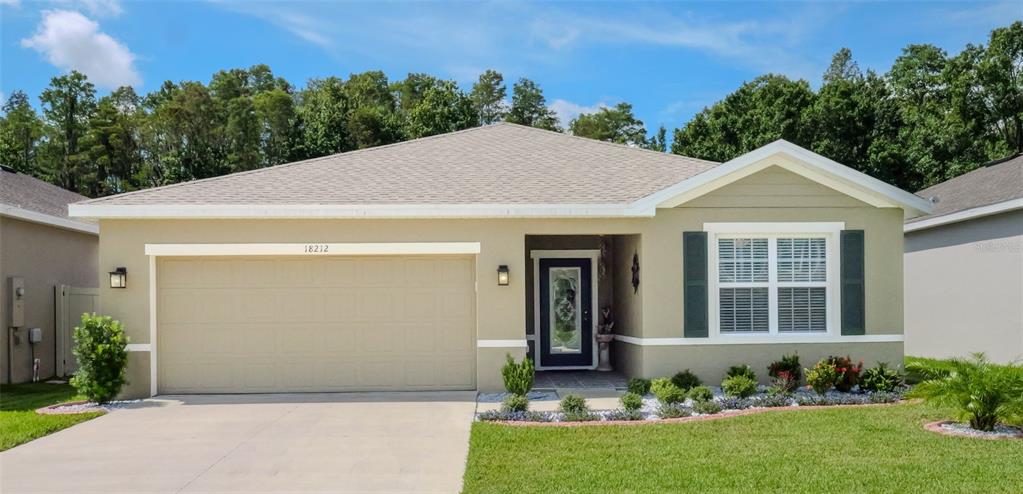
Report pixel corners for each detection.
[0,205,99,234]
[71,203,653,219]
[145,242,482,257]
[126,343,151,352]
[704,222,845,233]
[477,339,529,348]
[904,198,1023,232]
[614,334,903,346]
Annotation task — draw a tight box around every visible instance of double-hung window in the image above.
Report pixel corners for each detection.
[707,223,841,337]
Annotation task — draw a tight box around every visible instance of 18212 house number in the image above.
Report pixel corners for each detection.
[303,244,329,253]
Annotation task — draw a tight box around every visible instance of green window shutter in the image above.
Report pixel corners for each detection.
[840,230,865,335]
[683,232,709,338]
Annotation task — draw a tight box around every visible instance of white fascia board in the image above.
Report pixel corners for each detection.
[632,140,934,218]
[0,205,99,234]
[145,242,482,257]
[69,203,650,219]
[904,198,1023,233]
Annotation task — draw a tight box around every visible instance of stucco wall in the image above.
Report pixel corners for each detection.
[1,216,98,383]
[905,209,1023,363]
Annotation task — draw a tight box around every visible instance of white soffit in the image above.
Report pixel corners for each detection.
[0,205,99,234]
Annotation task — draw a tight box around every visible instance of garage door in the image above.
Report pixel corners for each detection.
[157,256,476,393]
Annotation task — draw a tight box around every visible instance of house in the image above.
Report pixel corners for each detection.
[904,154,1023,364]
[68,123,931,397]
[1,165,99,383]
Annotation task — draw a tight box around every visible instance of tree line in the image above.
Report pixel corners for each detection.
[1,22,1019,197]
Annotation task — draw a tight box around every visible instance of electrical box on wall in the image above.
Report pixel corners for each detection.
[28,327,42,343]
[8,277,25,327]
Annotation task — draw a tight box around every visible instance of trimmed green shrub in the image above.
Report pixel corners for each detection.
[559,394,589,414]
[806,359,839,395]
[501,394,529,412]
[768,354,802,391]
[627,377,652,395]
[671,369,702,391]
[687,385,714,403]
[620,392,644,412]
[721,375,758,398]
[650,378,686,404]
[70,313,129,403]
[907,354,1023,432]
[656,403,692,419]
[693,400,723,415]
[726,364,757,381]
[501,354,535,396]
[827,355,863,392]
[861,362,903,393]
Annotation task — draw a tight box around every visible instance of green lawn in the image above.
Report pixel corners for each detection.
[0,383,103,451]
[463,402,1023,493]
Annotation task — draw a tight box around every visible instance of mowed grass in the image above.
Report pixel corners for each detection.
[463,402,1023,493]
[0,383,103,451]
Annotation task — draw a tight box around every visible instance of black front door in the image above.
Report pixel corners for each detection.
[539,258,593,367]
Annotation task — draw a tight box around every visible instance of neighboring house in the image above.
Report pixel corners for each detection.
[1,165,99,384]
[69,123,931,397]
[904,154,1023,364]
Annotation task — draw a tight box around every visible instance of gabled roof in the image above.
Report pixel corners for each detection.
[905,154,1023,232]
[69,125,931,220]
[0,166,98,234]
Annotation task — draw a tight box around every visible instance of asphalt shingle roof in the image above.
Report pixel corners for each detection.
[908,154,1023,224]
[79,123,718,207]
[0,165,91,220]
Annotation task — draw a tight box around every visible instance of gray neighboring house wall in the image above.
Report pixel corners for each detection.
[1,166,99,383]
[904,154,1023,364]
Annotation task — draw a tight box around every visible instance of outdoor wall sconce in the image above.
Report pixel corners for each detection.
[109,267,127,289]
[497,265,510,286]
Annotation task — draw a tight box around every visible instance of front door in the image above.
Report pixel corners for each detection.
[538,258,593,368]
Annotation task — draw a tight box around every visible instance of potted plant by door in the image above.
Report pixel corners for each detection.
[596,306,615,371]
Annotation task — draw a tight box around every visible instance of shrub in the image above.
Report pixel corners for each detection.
[627,377,652,395]
[562,410,600,422]
[693,400,723,415]
[753,393,793,408]
[620,392,644,412]
[70,313,129,403]
[559,394,589,414]
[768,354,802,391]
[726,364,757,381]
[718,396,753,410]
[861,362,904,392]
[721,375,758,398]
[605,409,645,421]
[671,369,702,391]
[806,359,839,395]
[827,355,863,392]
[501,354,534,396]
[656,403,692,419]
[687,385,714,403]
[501,394,529,412]
[907,354,1023,432]
[651,378,686,404]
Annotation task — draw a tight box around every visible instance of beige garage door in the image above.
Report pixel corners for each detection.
[157,256,476,393]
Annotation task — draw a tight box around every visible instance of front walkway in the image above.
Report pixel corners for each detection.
[534,370,629,389]
[0,392,477,493]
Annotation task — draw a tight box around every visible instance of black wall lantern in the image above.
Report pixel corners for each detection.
[109,267,127,289]
[497,265,510,286]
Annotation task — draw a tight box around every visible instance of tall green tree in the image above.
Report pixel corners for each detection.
[342,71,402,149]
[569,102,648,146]
[506,78,560,131]
[470,69,507,125]
[395,73,475,139]
[39,71,96,193]
[0,90,44,174]
[298,76,349,157]
[83,86,143,195]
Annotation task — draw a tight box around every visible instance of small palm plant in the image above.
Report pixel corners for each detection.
[907,353,1023,432]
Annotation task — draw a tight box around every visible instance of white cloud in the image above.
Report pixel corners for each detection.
[21,10,141,89]
[0,0,21,7]
[549,99,609,128]
[51,0,122,17]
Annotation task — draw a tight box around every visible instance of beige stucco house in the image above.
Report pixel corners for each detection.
[905,154,1023,364]
[69,124,931,397]
[2,165,99,383]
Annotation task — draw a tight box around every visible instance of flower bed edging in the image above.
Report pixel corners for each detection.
[35,400,105,415]
[486,401,903,427]
[923,421,1023,440]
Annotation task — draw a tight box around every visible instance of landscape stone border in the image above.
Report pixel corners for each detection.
[35,401,107,415]
[923,421,1023,440]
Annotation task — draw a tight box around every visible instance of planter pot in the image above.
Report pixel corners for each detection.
[595,334,614,371]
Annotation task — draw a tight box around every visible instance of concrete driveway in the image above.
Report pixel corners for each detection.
[1,392,477,493]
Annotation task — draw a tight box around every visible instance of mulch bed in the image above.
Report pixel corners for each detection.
[35,401,107,415]
[923,421,1023,440]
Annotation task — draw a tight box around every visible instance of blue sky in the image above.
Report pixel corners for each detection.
[1,0,1019,131]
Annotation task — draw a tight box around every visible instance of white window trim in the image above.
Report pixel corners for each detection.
[703,222,844,340]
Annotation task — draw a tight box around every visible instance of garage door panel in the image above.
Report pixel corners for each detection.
[158,256,475,393]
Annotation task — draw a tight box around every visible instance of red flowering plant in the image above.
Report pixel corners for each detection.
[767,354,802,392]
[827,355,863,392]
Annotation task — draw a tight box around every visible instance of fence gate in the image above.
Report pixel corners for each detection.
[55,285,98,377]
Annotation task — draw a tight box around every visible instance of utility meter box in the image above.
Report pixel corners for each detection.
[28,327,42,343]
[8,276,25,327]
